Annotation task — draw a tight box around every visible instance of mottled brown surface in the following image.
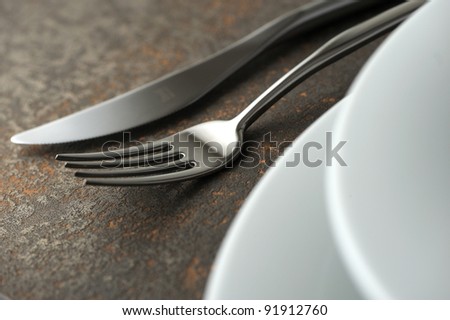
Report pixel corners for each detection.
[1,0,386,299]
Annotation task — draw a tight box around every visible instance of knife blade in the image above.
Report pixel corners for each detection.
[11,0,396,145]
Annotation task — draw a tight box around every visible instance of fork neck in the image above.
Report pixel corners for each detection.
[231,51,320,134]
[232,0,422,135]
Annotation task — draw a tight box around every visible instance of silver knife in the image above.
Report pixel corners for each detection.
[10,0,394,145]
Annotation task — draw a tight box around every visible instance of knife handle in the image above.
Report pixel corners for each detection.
[135,0,400,119]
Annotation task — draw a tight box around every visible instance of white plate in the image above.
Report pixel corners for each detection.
[327,0,450,299]
[205,98,361,299]
[205,0,450,299]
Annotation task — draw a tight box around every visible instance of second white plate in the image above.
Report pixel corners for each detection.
[205,98,360,299]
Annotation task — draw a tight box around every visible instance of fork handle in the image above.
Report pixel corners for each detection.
[233,1,424,134]
[149,0,395,117]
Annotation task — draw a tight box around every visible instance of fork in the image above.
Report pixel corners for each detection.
[56,2,422,186]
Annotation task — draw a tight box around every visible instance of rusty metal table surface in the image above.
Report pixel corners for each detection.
[0,0,387,299]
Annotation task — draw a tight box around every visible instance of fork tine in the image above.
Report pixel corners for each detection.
[82,164,205,186]
[64,148,182,169]
[55,140,171,162]
[74,159,191,178]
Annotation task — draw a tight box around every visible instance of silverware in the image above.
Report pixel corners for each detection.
[55,2,422,186]
[11,1,395,145]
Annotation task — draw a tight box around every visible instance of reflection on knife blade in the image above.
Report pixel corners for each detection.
[10,0,397,145]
